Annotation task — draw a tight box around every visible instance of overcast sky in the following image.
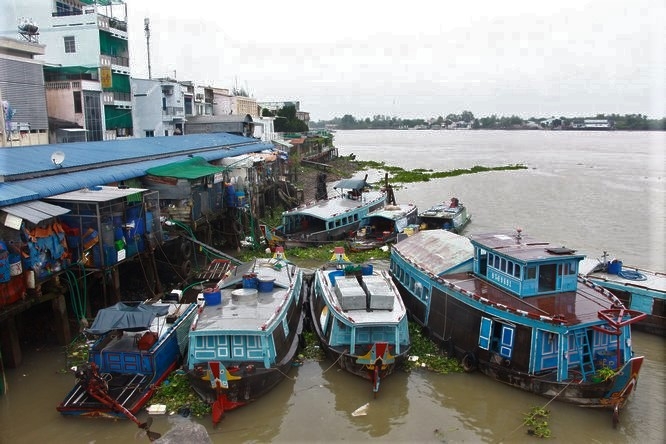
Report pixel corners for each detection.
[124,0,665,121]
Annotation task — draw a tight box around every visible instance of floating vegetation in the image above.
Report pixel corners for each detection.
[149,370,211,417]
[300,330,325,361]
[237,242,390,265]
[357,160,527,184]
[403,323,463,374]
[523,406,552,438]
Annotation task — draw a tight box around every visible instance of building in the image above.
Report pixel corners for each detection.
[131,77,186,137]
[0,36,49,146]
[4,0,133,140]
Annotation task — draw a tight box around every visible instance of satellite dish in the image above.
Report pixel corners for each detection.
[51,151,65,166]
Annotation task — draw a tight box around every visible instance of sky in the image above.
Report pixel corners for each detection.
[93,1,666,120]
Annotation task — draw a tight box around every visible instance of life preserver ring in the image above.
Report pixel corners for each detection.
[180,240,192,260]
[461,352,478,373]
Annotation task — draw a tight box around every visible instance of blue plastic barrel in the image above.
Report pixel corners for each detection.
[361,264,374,276]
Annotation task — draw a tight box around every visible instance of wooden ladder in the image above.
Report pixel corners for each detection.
[573,329,596,381]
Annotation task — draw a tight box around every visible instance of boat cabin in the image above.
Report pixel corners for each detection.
[470,230,582,297]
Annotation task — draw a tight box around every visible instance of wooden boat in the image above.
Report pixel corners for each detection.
[309,247,410,394]
[272,176,386,248]
[418,197,471,233]
[579,253,665,336]
[348,203,419,252]
[57,299,198,437]
[390,229,646,425]
[186,248,305,425]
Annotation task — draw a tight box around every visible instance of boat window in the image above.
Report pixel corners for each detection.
[513,264,521,278]
[342,217,348,225]
[507,262,513,275]
[526,266,536,279]
[493,255,500,269]
[500,258,506,272]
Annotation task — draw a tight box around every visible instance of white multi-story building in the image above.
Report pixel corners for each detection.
[131,78,186,137]
[2,0,133,141]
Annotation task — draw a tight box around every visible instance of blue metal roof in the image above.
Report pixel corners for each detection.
[0,133,263,178]
[0,134,274,207]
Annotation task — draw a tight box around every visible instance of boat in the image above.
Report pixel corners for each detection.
[418,197,471,233]
[347,202,419,252]
[579,252,665,336]
[390,229,646,425]
[309,247,410,394]
[57,299,198,438]
[271,175,386,248]
[186,248,306,425]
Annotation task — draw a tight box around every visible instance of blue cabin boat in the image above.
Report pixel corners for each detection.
[272,177,386,248]
[186,249,305,425]
[309,247,410,394]
[348,202,419,252]
[580,253,665,337]
[57,301,197,427]
[390,229,646,425]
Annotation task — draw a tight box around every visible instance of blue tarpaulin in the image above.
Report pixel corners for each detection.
[85,302,169,334]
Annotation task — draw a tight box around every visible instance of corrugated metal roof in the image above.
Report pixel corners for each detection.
[0,136,274,207]
[0,133,263,179]
[2,200,71,225]
[48,186,147,203]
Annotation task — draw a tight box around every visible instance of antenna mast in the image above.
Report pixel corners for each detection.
[144,17,152,79]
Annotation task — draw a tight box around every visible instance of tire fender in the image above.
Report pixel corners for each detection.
[461,352,478,373]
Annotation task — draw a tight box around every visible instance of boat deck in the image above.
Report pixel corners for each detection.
[579,258,666,295]
[444,271,613,325]
[193,259,300,333]
[318,269,407,325]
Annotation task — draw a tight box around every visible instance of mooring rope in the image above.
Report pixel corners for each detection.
[500,378,576,441]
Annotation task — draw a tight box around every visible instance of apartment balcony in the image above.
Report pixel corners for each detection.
[103,91,132,109]
[162,107,186,121]
[51,9,127,40]
[45,80,102,92]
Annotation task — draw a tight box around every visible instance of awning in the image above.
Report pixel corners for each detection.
[146,156,226,179]
[47,185,146,203]
[1,200,71,226]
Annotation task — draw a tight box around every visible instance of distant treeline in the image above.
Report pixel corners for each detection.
[310,112,666,131]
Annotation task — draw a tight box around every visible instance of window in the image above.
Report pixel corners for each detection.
[64,36,76,53]
[145,130,154,137]
[73,91,82,113]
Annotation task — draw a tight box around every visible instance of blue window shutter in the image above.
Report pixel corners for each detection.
[500,325,514,358]
[479,317,492,350]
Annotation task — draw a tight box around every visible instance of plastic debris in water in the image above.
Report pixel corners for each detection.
[352,402,369,417]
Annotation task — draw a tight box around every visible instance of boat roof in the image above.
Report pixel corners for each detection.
[192,258,301,334]
[362,203,417,221]
[468,231,585,264]
[392,230,474,275]
[282,190,385,221]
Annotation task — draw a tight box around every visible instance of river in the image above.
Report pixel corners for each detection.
[0,129,664,443]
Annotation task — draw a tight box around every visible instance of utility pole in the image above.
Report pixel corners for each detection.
[144,18,152,79]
